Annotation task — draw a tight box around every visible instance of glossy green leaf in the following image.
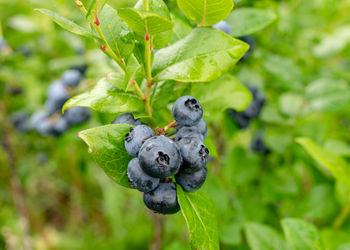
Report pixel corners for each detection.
[124,54,141,91]
[150,80,175,110]
[118,9,173,35]
[152,28,249,82]
[192,74,252,118]
[99,4,135,59]
[177,186,219,250]
[177,0,233,26]
[35,9,99,40]
[226,8,277,37]
[63,77,145,117]
[244,222,287,250]
[305,78,350,113]
[78,124,133,188]
[169,13,192,44]
[297,137,350,188]
[281,218,323,250]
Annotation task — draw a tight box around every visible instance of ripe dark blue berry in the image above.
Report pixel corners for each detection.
[112,113,141,126]
[213,21,230,35]
[175,167,207,192]
[229,109,250,129]
[10,111,30,133]
[124,125,155,156]
[62,69,82,87]
[251,133,270,155]
[195,118,207,139]
[64,107,91,125]
[46,80,69,115]
[30,111,47,129]
[36,118,53,136]
[127,158,160,192]
[175,126,204,142]
[176,137,209,172]
[52,117,69,136]
[143,182,180,214]
[139,135,182,178]
[172,96,203,126]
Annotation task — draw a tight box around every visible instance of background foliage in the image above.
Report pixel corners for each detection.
[1,0,350,249]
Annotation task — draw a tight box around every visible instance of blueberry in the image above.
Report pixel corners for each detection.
[175,166,207,192]
[47,80,69,102]
[10,111,30,133]
[172,96,203,126]
[239,36,255,61]
[46,80,69,115]
[175,126,204,142]
[251,133,270,155]
[127,158,160,192]
[242,101,260,118]
[195,118,207,139]
[213,21,230,35]
[30,111,48,129]
[36,118,53,136]
[52,117,69,136]
[228,109,250,129]
[112,113,141,126]
[143,182,180,214]
[64,107,91,125]
[176,137,209,172]
[61,69,82,87]
[139,135,182,178]
[124,125,155,156]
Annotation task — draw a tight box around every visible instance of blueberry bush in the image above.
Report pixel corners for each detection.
[1,0,350,249]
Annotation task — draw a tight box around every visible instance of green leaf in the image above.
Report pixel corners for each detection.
[35,9,99,40]
[177,0,233,26]
[244,222,287,250]
[63,77,146,117]
[99,4,135,59]
[261,53,303,91]
[152,28,249,82]
[281,218,323,250]
[305,78,350,113]
[278,92,304,116]
[226,8,277,37]
[85,0,108,20]
[192,74,252,118]
[296,137,350,188]
[124,54,141,91]
[150,80,175,110]
[118,9,173,35]
[169,13,192,45]
[78,124,133,188]
[177,186,219,250]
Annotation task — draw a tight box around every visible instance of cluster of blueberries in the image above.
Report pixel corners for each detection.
[112,96,209,214]
[213,21,255,61]
[10,68,90,136]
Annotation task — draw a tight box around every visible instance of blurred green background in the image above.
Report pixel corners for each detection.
[1,0,350,249]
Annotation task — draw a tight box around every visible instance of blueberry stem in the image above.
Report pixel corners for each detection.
[156,120,176,135]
